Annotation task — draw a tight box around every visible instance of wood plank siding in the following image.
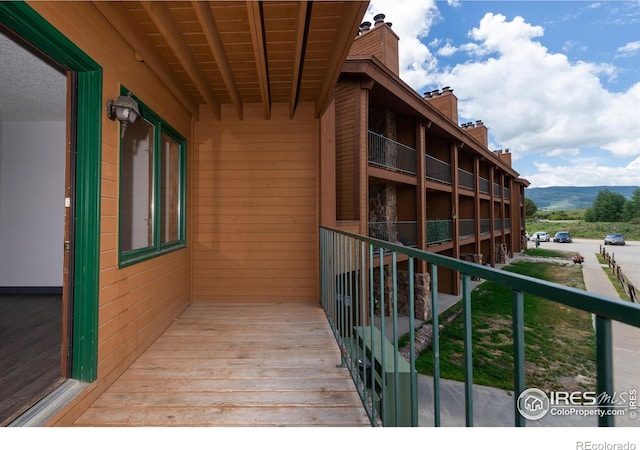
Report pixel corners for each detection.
[24,2,193,425]
[74,303,370,426]
[192,103,320,303]
[335,81,358,221]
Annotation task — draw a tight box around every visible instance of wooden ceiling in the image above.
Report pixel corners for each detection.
[92,1,369,120]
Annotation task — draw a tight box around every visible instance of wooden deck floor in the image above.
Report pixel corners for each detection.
[74,302,370,426]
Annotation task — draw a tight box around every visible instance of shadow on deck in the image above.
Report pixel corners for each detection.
[73,302,370,426]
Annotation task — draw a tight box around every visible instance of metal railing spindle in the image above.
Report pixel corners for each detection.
[392,251,399,426]
[462,274,474,426]
[408,257,418,426]
[431,263,441,427]
[596,315,614,427]
[512,290,525,427]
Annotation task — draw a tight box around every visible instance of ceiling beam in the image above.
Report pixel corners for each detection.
[192,1,243,120]
[141,1,221,120]
[289,1,311,119]
[246,0,271,120]
[91,1,199,119]
[315,1,369,117]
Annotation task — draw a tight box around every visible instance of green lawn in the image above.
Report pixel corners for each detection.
[415,261,596,392]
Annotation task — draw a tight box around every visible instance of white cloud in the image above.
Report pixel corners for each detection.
[366,0,441,87]
[616,40,640,58]
[432,13,640,159]
[437,42,458,57]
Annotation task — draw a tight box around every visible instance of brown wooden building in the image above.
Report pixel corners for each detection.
[0,1,526,426]
[330,17,528,294]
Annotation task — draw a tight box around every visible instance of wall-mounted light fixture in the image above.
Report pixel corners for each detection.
[107,93,140,138]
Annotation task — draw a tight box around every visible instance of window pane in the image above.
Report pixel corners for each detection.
[161,133,180,244]
[120,118,154,252]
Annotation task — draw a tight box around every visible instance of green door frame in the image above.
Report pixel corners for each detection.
[0,2,101,382]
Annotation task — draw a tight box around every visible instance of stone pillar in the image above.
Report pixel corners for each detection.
[369,183,398,242]
[414,272,432,321]
[495,244,508,264]
[461,253,483,281]
[374,268,432,320]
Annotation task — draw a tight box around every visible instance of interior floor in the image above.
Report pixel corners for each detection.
[0,294,62,425]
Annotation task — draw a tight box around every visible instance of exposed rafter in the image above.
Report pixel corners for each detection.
[91,1,199,119]
[315,1,369,117]
[192,1,243,120]
[141,1,221,120]
[289,1,310,119]
[246,0,271,120]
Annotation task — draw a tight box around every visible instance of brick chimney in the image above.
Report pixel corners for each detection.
[497,148,512,166]
[461,120,488,148]
[424,87,458,124]
[351,14,400,76]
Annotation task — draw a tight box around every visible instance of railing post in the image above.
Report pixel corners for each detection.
[596,315,614,426]
[462,274,473,426]
[512,289,525,427]
[368,244,378,425]
[379,248,386,425]
[430,263,441,427]
[408,258,418,426]
[392,252,400,426]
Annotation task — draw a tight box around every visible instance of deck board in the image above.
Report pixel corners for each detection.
[74,302,370,427]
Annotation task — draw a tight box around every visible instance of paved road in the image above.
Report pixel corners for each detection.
[534,237,640,288]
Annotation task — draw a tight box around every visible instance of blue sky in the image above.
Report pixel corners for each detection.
[363,0,640,188]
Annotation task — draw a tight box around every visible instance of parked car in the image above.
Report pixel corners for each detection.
[604,233,625,246]
[553,231,572,243]
[531,231,550,242]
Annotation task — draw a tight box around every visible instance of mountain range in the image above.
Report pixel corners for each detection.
[525,186,639,211]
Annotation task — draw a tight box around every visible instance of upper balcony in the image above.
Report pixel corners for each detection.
[369,221,418,247]
[425,155,452,185]
[368,131,416,176]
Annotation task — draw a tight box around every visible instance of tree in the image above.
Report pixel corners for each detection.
[623,187,640,222]
[585,189,626,222]
[524,198,538,217]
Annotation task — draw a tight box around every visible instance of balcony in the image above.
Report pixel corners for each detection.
[458,219,475,239]
[480,218,491,234]
[368,221,417,247]
[426,220,453,246]
[425,155,451,185]
[504,187,511,200]
[505,218,511,230]
[458,168,474,191]
[479,177,490,194]
[368,131,416,175]
[493,183,502,198]
[320,226,640,427]
[494,218,502,231]
[72,302,370,426]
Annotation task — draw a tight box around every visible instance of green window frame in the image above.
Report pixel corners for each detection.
[118,88,186,267]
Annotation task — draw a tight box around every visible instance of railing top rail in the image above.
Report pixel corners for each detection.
[368,130,416,152]
[426,154,451,166]
[458,167,474,176]
[320,226,640,327]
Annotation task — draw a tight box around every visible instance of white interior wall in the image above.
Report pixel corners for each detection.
[0,120,66,286]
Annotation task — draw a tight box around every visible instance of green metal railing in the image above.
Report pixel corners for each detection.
[319,226,640,427]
